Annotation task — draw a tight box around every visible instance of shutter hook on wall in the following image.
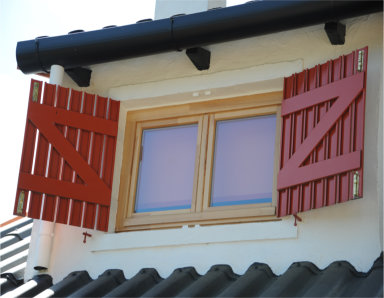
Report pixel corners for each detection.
[82,231,92,243]
[293,213,302,226]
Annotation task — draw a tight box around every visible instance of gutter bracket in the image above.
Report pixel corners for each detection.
[186,47,211,71]
[65,67,92,87]
[324,21,346,45]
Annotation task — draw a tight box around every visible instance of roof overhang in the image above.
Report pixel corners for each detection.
[16,0,383,86]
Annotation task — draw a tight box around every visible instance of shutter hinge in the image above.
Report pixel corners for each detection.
[353,171,360,199]
[16,191,25,215]
[32,82,40,102]
[357,50,364,72]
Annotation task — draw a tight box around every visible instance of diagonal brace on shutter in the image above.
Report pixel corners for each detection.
[27,102,117,136]
[278,72,364,190]
[17,101,117,205]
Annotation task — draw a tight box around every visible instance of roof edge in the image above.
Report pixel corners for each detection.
[16,1,383,76]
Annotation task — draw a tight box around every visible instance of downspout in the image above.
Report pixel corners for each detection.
[31,65,64,271]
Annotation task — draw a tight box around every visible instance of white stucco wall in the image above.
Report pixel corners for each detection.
[25,13,383,282]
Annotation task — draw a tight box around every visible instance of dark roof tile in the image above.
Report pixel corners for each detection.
[179,265,238,297]
[143,267,199,297]
[0,217,32,295]
[47,271,92,297]
[219,263,276,297]
[105,268,162,297]
[69,269,125,297]
[3,253,383,297]
[0,272,24,294]
[16,274,52,297]
[260,262,320,297]
[353,254,384,297]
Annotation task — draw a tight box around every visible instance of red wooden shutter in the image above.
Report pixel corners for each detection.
[14,80,120,231]
[277,47,367,217]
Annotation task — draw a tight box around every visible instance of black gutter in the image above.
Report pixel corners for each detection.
[16,0,382,75]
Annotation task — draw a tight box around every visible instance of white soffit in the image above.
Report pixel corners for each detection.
[109,59,303,108]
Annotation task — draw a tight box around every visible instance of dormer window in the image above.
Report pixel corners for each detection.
[116,92,281,231]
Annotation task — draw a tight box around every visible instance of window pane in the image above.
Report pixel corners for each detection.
[135,124,198,213]
[211,115,276,207]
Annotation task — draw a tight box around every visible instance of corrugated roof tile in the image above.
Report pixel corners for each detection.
[3,253,382,297]
[105,268,162,297]
[0,217,32,294]
[143,267,198,297]
[1,219,382,298]
[69,269,125,297]
[219,263,275,297]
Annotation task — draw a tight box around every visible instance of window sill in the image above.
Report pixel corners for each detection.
[91,218,297,252]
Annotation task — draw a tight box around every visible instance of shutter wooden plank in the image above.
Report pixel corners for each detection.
[340,53,354,203]
[325,59,337,206]
[103,100,119,189]
[56,89,82,224]
[28,83,56,219]
[97,99,120,231]
[42,86,69,222]
[291,70,306,215]
[303,65,317,211]
[83,96,108,229]
[317,61,330,209]
[70,93,94,227]
[355,47,368,198]
[278,74,294,216]
[327,115,338,206]
[14,80,42,217]
[277,48,367,217]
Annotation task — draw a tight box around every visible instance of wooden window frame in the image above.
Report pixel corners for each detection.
[116,92,282,231]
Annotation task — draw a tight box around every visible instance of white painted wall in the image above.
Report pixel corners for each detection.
[24,13,383,282]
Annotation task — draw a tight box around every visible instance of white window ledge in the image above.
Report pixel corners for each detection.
[91,219,297,252]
